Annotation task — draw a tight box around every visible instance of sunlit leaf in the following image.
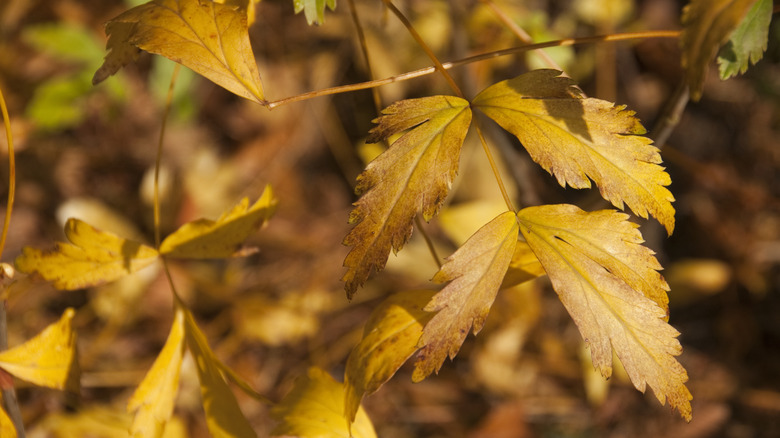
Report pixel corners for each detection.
[0,406,17,438]
[473,70,675,234]
[342,96,472,298]
[717,0,772,79]
[15,219,159,290]
[216,0,261,26]
[516,204,691,421]
[272,367,376,438]
[681,0,757,100]
[183,307,256,438]
[293,0,336,25]
[160,185,277,258]
[0,308,79,392]
[93,0,266,104]
[344,290,436,424]
[128,307,186,438]
[500,241,546,289]
[413,211,518,381]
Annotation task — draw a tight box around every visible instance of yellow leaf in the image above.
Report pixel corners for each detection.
[500,241,546,289]
[93,0,266,104]
[413,211,518,382]
[216,0,261,26]
[0,406,16,438]
[681,0,758,100]
[344,290,436,425]
[516,204,692,421]
[0,308,79,392]
[472,70,675,234]
[272,367,376,438]
[15,219,159,290]
[160,186,277,258]
[183,307,256,438]
[342,96,472,298]
[36,405,188,438]
[128,307,186,438]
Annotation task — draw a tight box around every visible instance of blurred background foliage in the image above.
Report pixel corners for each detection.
[0,0,779,437]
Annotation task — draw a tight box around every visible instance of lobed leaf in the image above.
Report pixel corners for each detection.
[0,308,79,393]
[293,0,337,25]
[93,0,266,104]
[183,307,256,438]
[500,240,546,289]
[717,0,772,79]
[272,367,376,438]
[128,307,186,438]
[413,211,518,382]
[680,0,758,100]
[15,218,159,290]
[160,185,277,258]
[473,70,675,234]
[342,95,472,298]
[516,204,691,421]
[344,289,436,425]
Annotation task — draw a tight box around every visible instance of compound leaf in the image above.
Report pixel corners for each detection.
[473,70,675,234]
[160,185,277,258]
[343,96,472,298]
[0,308,79,393]
[344,290,436,425]
[93,0,266,104]
[128,307,186,438]
[681,0,758,100]
[293,0,337,25]
[717,0,772,79]
[15,219,159,290]
[272,367,376,438]
[184,307,256,438]
[517,204,691,421]
[413,211,518,382]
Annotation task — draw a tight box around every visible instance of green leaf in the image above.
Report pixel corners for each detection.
[717,0,772,79]
[15,219,159,290]
[516,204,691,421]
[272,367,376,438]
[413,211,518,382]
[342,96,472,298]
[159,186,277,258]
[293,0,337,25]
[0,309,79,393]
[473,70,675,234]
[344,290,436,425]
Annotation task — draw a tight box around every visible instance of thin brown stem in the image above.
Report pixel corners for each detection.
[267,30,680,109]
[154,64,181,249]
[650,80,690,149]
[475,120,515,213]
[381,0,463,97]
[346,0,383,115]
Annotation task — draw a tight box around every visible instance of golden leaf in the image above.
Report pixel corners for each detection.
[128,307,186,438]
[0,308,79,392]
[413,211,518,382]
[343,95,472,298]
[517,204,692,421]
[344,290,436,424]
[15,219,159,290]
[0,406,17,438]
[93,0,266,104]
[272,367,376,438]
[473,70,675,234]
[160,186,277,258]
[183,307,256,438]
[216,0,261,26]
[681,0,758,100]
[500,240,546,289]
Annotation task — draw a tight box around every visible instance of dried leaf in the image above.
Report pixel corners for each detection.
[472,70,675,234]
[717,0,772,79]
[293,0,337,25]
[93,0,266,103]
[15,219,159,290]
[128,307,186,438]
[0,308,79,392]
[343,95,472,298]
[344,290,436,424]
[272,367,376,438]
[413,211,518,382]
[183,307,256,438]
[681,0,757,100]
[517,204,691,421]
[0,406,17,438]
[160,186,277,258]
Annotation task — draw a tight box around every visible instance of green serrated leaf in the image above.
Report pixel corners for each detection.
[717,0,772,79]
[293,0,337,25]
